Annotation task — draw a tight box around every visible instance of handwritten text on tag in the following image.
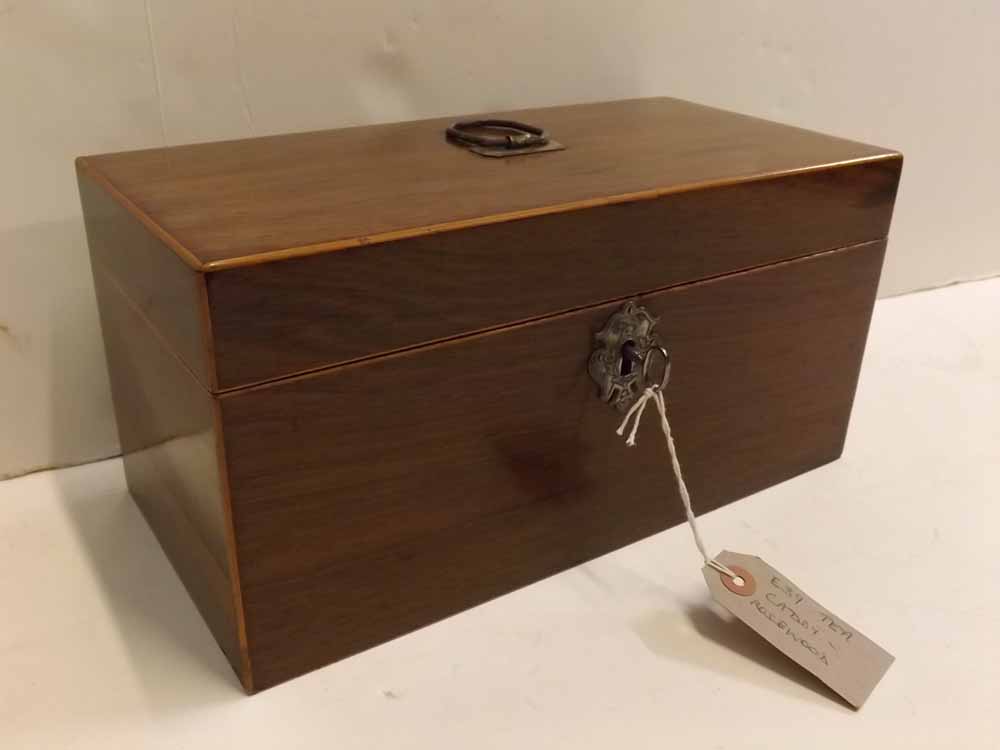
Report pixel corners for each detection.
[703,551,894,708]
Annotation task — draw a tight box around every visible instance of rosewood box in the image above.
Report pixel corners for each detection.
[77,97,901,692]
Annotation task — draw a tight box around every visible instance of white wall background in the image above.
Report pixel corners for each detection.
[2,1,998,480]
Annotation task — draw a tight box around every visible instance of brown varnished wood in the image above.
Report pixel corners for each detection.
[78,96,900,692]
[78,168,215,389]
[206,158,900,389]
[89,268,249,688]
[219,240,886,689]
[209,396,253,692]
[78,97,898,269]
[76,157,203,270]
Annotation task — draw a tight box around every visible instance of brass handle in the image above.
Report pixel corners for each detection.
[445,119,549,150]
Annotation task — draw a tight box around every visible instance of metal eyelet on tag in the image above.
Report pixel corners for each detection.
[720,565,756,596]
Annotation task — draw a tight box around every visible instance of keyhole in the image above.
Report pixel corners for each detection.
[620,340,638,376]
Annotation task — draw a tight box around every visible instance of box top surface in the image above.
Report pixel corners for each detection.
[78,97,897,272]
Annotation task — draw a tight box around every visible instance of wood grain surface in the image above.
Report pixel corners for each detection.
[78,96,900,692]
[78,170,215,389]
[77,97,898,269]
[219,239,886,690]
[206,159,900,389]
[89,268,249,687]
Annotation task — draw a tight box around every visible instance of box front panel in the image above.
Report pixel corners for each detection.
[220,239,885,689]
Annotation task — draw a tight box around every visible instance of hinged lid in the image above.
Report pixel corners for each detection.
[78,98,901,391]
[78,98,899,272]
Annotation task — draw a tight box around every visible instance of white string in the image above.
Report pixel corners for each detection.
[617,387,738,580]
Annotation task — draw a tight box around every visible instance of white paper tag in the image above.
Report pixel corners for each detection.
[703,551,894,708]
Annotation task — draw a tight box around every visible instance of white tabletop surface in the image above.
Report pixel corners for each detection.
[2,278,998,749]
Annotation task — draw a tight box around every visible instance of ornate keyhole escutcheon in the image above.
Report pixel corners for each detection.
[588,302,671,411]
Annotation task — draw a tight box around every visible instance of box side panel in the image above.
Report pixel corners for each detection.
[221,239,886,689]
[78,166,215,390]
[207,158,900,390]
[90,267,248,687]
